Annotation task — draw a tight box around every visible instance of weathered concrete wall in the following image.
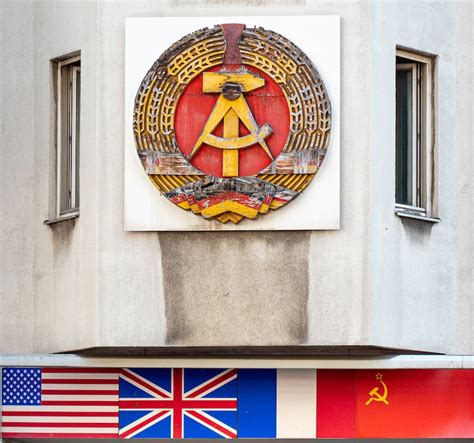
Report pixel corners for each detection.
[93,0,371,349]
[0,1,35,353]
[0,0,100,353]
[367,1,473,354]
[0,0,472,354]
[31,0,100,353]
[160,232,310,346]
[307,1,372,347]
[453,0,474,354]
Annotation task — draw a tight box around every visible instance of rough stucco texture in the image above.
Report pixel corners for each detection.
[0,0,472,355]
[159,232,310,346]
[0,1,35,353]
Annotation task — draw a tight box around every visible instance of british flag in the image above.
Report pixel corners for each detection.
[118,368,237,438]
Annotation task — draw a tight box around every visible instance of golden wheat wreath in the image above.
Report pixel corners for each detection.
[133,24,331,224]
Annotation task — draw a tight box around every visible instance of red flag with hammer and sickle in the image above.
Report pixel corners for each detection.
[316,369,474,438]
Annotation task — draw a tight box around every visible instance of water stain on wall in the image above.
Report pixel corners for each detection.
[159,231,310,346]
[50,218,76,257]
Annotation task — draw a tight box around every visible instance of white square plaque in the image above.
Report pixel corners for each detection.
[125,16,340,230]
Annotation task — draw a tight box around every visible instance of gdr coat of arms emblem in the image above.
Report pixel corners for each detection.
[134,24,331,224]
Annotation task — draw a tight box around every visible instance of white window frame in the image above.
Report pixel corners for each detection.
[45,54,81,224]
[395,48,438,222]
[57,56,80,218]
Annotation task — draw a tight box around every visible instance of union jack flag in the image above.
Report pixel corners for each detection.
[118,368,237,438]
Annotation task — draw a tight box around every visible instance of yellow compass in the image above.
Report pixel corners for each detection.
[188,71,274,177]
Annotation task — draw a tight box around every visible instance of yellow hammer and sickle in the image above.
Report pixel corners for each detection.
[188,71,273,177]
[365,379,389,406]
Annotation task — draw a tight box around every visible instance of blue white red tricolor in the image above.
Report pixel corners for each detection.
[2,368,474,438]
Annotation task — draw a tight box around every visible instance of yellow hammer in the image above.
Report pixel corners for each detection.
[189,72,273,177]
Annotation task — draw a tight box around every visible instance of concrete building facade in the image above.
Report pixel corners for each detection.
[0,0,472,361]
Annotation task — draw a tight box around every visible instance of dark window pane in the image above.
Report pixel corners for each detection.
[59,64,72,213]
[395,68,413,205]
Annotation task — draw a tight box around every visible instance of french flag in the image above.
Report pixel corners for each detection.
[238,369,316,438]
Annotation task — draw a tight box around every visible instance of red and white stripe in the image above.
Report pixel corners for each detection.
[1,368,119,438]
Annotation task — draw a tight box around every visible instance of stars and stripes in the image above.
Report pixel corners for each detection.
[1,368,119,438]
[118,368,237,438]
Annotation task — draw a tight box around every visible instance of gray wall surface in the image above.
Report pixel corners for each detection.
[0,0,472,355]
[367,1,474,352]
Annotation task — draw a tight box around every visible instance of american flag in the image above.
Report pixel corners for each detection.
[119,368,237,438]
[1,368,119,438]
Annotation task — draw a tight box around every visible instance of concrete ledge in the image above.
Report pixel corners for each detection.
[71,345,435,357]
[0,354,473,369]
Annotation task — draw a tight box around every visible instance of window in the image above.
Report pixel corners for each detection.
[395,48,437,221]
[46,54,81,224]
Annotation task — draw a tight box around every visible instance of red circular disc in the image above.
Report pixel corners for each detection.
[174,65,290,178]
